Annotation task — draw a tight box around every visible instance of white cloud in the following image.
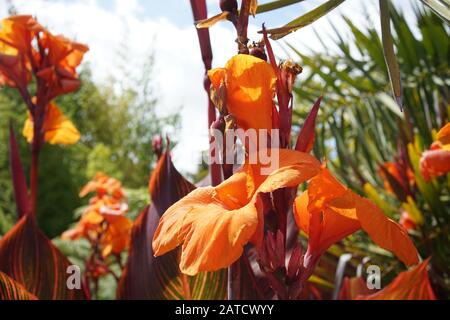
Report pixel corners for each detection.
[0,0,418,174]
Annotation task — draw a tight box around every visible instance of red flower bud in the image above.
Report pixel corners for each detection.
[220,0,238,12]
[249,47,267,61]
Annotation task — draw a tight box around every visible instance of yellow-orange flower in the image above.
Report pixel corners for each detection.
[152,149,321,275]
[79,172,125,199]
[100,214,133,257]
[62,173,131,257]
[293,167,419,267]
[37,33,89,98]
[420,122,450,181]
[356,259,436,300]
[208,54,277,131]
[22,101,80,145]
[0,16,40,88]
[0,15,43,52]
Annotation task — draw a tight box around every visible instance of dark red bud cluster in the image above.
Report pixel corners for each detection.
[152,135,163,159]
[257,231,307,299]
[249,46,267,61]
[220,0,238,13]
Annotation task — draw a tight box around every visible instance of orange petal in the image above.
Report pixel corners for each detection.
[153,187,259,275]
[208,68,226,89]
[23,102,80,145]
[293,192,310,235]
[307,167,347,213]
[356,259,436,300]
[296,167,418,266]
[0,15,44,52]
[208,54,276,131]
[293,191,360,255]
[339,276,373,300]
[153,149,321,275]
[436,122,450,145]
[354,193,419,266]
[419,148,450,181]
[101,215,132,257]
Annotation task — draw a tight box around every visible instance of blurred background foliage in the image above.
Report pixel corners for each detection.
[0,52,179,238]
[292,6,449,298]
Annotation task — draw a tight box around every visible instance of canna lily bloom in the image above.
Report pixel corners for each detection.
[420,122,450,181]
[37,33,89,99]
[0,15,43,52]
[208,54,277,132]
[79,172,125,199]
[152,149,321,275]
[100,214,133,257]
[22,101,80,145]
[293,167,419,268]
[0,16,43,88]
[356,259,436,300]
[0,41,31,88]
[62,173,131,257]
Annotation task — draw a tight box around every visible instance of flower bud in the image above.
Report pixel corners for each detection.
[152,135,163,159]
[249,46,267,61]
[220,0,238,13]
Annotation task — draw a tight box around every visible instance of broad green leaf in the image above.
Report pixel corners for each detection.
[262,0,346,40]
[0,271,37,300]
[117,151,227,299]
[380,0,403,109]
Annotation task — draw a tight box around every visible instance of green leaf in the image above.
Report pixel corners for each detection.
[262,0,346,40]
[380,0,403,109]
[420,0,450,23]
[0,271,37,300]
[117,151,227,299]
[256,0,305,14]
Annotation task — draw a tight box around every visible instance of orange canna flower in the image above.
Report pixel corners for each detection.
[62,173,131,257]
[356,259,436,300]
[152,149,321,275]
[37,33,89,99]
[0,15,43,52]
[420,122,450,181]
[0,16,44,88]
[293,167,419,267]
[22,101,80,145]
[208,54,277,132]
[100,214,133,257]
[79,172,125,199]
[0,15,88,97]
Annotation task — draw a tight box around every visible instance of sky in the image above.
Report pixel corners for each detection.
[0,0,419,173]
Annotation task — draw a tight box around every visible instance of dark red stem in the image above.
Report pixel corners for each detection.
[190,0,222,187]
